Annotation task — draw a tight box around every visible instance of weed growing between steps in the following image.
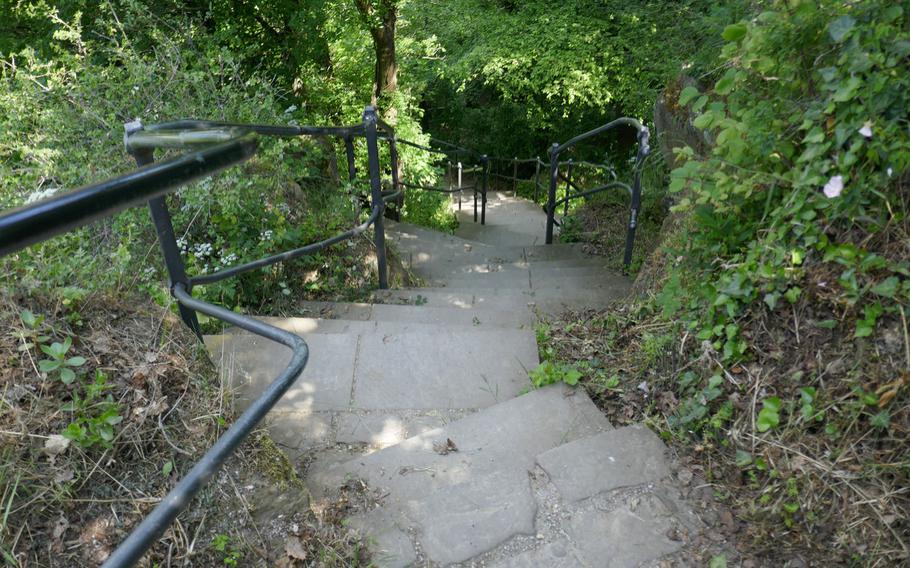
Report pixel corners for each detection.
[0,293,372,566]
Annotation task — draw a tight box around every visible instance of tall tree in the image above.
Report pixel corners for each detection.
[353,0,398,119]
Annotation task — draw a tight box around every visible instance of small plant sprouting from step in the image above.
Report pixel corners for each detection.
[529,361,582,388]
[414,294,428,306]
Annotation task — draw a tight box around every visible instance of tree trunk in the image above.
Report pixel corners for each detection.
[354,1,398,115]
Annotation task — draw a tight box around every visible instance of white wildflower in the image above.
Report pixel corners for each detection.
[858,120,873,138]
[823,175,844,198]
[887,167,893,178]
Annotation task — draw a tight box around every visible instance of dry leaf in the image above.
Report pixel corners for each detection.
[433,438,458,455]
[44,435,71,459]
[285,536,308,560]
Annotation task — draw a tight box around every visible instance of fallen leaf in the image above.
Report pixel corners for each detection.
[52,515,70,540]
[54,468,75,484]
[433,438,458,455]
[285,536,308,560]
[44,435,71,459]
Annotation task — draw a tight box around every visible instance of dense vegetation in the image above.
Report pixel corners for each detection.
[1,0,907,565]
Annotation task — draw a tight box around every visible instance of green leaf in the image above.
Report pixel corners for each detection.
[784,287,801,304]
[722,23,747,42]
[709,554,728,568]
[39,359,62,372]
[871,276,900,298]
[735,450,753,467]
[757,397,781,432]
[828,16,855,43]
[678,86,699,106]
[162,460,174,477]
[59,367,76,384]
[105,414,123,426]
[65,356,86,367]
[20,309,38,328]
[62,423,85,441]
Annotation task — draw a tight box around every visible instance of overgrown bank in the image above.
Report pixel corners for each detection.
[538,1,909,564]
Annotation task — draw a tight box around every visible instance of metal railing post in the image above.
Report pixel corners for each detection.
[481,155,489,225]
[473,170,478,223]
[564,159,573,216]
[388,135,402,222]
[533,157,541,202]
[457,161,463,211]
[623,127,650,269]
[344,135,356,182]
[545,144,559,244]
[512,157,518,192]
[362,106,388,289]
[124,121,202,339]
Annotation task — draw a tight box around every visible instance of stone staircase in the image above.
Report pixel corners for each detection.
[204,189,703,567]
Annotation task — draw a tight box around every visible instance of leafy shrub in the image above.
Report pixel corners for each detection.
[666,0,909,361]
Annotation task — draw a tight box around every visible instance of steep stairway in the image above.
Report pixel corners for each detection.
[204,190,703,566]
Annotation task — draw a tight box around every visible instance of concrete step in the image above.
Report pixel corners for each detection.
[310,384,612,565]
[372,283,629,313]
[438,264,627,290]
[204,322,539,450]
[291,298,537,327]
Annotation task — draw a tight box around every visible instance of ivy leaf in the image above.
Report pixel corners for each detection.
[757,397,781,432]
[722,23,747,42]
[828,16,855,43]
[678,86,699,106]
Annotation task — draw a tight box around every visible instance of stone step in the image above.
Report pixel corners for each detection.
[439,264,627,290]
[225,304,535,333]
[295,300,535,327]
[373,283,629,313]
[204,322,539,451]
[309,384,612,566]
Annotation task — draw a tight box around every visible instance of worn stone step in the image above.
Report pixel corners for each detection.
[298,302,536,328]
[373,283,629,313]
[535,425,671,502]
[412,256,612,285]
[206,324,537,414]
[439,265,627,291]
[310,385,612,566]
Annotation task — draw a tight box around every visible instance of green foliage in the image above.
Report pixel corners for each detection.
[664,0,910,366]
[529,361,582,388]
[756,397,782,433]
[61,370,123,449]
[407,0,737,158]
[38,336,84,384]
[211,534,242,566]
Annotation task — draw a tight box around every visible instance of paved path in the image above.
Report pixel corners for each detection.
[205,190,703,566]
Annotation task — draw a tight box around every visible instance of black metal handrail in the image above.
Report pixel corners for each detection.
[1,105,656,566]
[0,135,258,256]
[0,133,309,568]
[544,118,650,269]
[0,104,466,567]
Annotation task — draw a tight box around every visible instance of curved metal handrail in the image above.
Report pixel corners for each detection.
[544,117,651,269]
